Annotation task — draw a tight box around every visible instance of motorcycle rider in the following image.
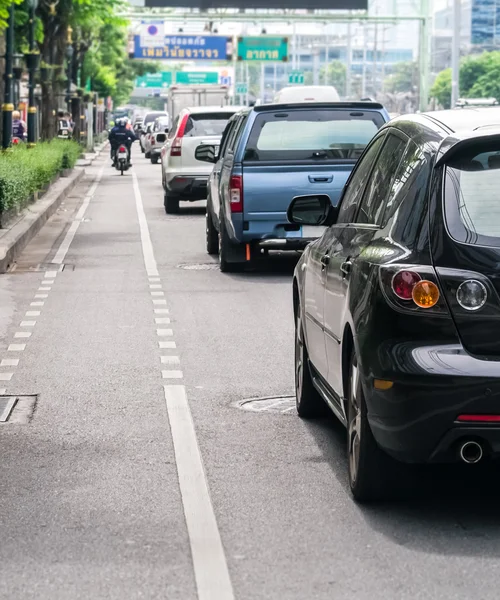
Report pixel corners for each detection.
[109,118,136,166]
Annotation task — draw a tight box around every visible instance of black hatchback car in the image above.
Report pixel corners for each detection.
[289,108,500,502]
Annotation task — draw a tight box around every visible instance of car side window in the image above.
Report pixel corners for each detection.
[168,116,179,140]
[355,133,408,226]
[219,119,237,158]
[336,134,385,224]
[226,115,248,155]
[380,141,430,232]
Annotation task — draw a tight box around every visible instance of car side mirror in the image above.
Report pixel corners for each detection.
[195,143,217,164]
[164,127,169,133]
[156,133,166,143]
[287,194,335,226]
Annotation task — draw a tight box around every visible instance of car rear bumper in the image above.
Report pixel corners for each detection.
[166,175,208,200]
[364,342,500,464]
[151,148,162,156]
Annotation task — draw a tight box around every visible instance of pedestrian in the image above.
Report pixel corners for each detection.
[57,109,72,139]
[12,110,25,142]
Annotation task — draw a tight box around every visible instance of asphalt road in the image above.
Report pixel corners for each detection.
[1,147,500,600]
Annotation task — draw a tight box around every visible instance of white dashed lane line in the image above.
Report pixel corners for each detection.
[132,171,234,600]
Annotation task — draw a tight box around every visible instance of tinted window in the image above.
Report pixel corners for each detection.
[226,115,247,153]
[168,116,180,140]
[245,109,385,162]
[444,146,500,246]
[380,141,429,232]
[336,135,385,224]
[219,119,237,157]
[184,113,234,137]
[356,134,408,225]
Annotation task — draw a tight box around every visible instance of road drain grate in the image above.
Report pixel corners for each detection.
[0,395,37,423]
[9,263,74,273]
[235,395,296,414]
[178,263,219,271]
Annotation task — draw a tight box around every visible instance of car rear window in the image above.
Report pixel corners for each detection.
[444,146,500,246]
[184,113,234,137]
[144,112,166,125]
[244,109,385,162]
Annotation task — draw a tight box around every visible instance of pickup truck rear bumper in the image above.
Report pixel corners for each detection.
[256,238,311,250]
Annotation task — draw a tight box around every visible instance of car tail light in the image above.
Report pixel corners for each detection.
[457,414,500,422]
[229,175,243,213]
[392,270,421,300]
[412,280,440,309]
[170,114,189,157]
[456,279,487,311]
[151,138,155,146]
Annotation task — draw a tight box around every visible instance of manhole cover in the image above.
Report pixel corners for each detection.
[235,395,296,414]
[178,263,219,271]
[0,395,37,423]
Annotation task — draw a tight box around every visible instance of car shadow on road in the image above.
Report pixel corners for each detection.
[305,415,500,558]
[226,253,301,280]
[175,204,207,217]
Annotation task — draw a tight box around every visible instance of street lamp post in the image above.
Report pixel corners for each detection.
[65,26,74,112]
[2,5,15,149]
[27,0,40,145]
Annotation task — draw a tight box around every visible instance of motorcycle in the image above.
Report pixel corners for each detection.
[115,145,129,175]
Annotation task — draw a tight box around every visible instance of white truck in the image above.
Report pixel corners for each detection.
[167,85,230,123]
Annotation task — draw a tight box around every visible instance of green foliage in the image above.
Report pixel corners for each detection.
[0,0,22,29]
[384,62,419,94]
[321,60,347,93]
[430,68,452,109]
[0,140,81,212]
[431,51,500,108]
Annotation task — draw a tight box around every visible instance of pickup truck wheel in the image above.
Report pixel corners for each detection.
[219,220,244,273]
[206,212,219,255]
[164,192,180,214]
[151,155,159,164]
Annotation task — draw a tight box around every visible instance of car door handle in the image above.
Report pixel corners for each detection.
[340,260,352,277]
[309,175,333,183]
[320,255,330,269]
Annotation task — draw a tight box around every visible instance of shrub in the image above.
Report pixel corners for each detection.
[0,140,81,213]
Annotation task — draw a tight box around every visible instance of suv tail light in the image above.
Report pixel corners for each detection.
[229,175,243,213]
[170,114,189,157]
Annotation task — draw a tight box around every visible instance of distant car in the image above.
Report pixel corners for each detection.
[274,85,341,104]
[160,106,242,214]
[290,107,500,502]
[145,116,169,164]
[140,123,153,155]
[198,101,389,272]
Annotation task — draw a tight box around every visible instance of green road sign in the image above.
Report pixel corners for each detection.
[135,72,173,88]
[175,71,219,85]
[288,71,304,85]
[237,37,288,62]
[236,82,248,94]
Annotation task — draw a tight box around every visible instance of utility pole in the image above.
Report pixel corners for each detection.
[418,0,431,112]
[2,5,14,149]
[451,0,461,108]
[27,0,39,145]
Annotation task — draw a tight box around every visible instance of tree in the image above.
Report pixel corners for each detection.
[384,62,418,94]
[321,60,346,94]
[0,0,21,29]
[430,68,451,109]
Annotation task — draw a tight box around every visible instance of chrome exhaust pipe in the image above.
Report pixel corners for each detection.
[459,440,483,464]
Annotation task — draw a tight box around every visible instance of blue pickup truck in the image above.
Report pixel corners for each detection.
[197,102,390,272]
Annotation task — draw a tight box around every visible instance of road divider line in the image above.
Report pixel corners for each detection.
[161,356,180,365]
[0,373,13,381]
[14,332,31,339]
[153,299,167,305]
[20,321,36,327]
[159,341,176,349]
[8,344,25,352]
[26,311,40,317]
[132,172,159,277]
[1,359,19,367]
[52,164,105,265]
[164,385,235,600]
[154,309,169,314]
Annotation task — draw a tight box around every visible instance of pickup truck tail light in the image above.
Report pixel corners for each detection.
[229,175,243,213]
[170,114,189,157]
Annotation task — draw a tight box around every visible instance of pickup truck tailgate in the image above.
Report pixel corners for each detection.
[242,163,352,218]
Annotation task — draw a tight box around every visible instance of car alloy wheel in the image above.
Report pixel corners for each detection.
[348,361,362,485]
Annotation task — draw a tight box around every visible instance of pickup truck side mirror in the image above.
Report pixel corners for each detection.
[287,194,336,226]
[195,143,217,164]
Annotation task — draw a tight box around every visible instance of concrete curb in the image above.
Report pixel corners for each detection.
[0,167,85,273]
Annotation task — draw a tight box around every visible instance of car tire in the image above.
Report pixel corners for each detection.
[151,155,159,164]
[164,192,180,214]
[206,212,219,255]
[295,312,327,418]
[219,220,244,273]
[347,351,398,503]
[145,151,151,159]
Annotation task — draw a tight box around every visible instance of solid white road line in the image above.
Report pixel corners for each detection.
[132,172,159,278]
[52,165,105,265]
[1,359,19,367]
[164,385,234,600]
[159,341,176,349]
[8,344,25,351]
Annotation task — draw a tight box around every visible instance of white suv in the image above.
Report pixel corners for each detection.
[160,106,241,214]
